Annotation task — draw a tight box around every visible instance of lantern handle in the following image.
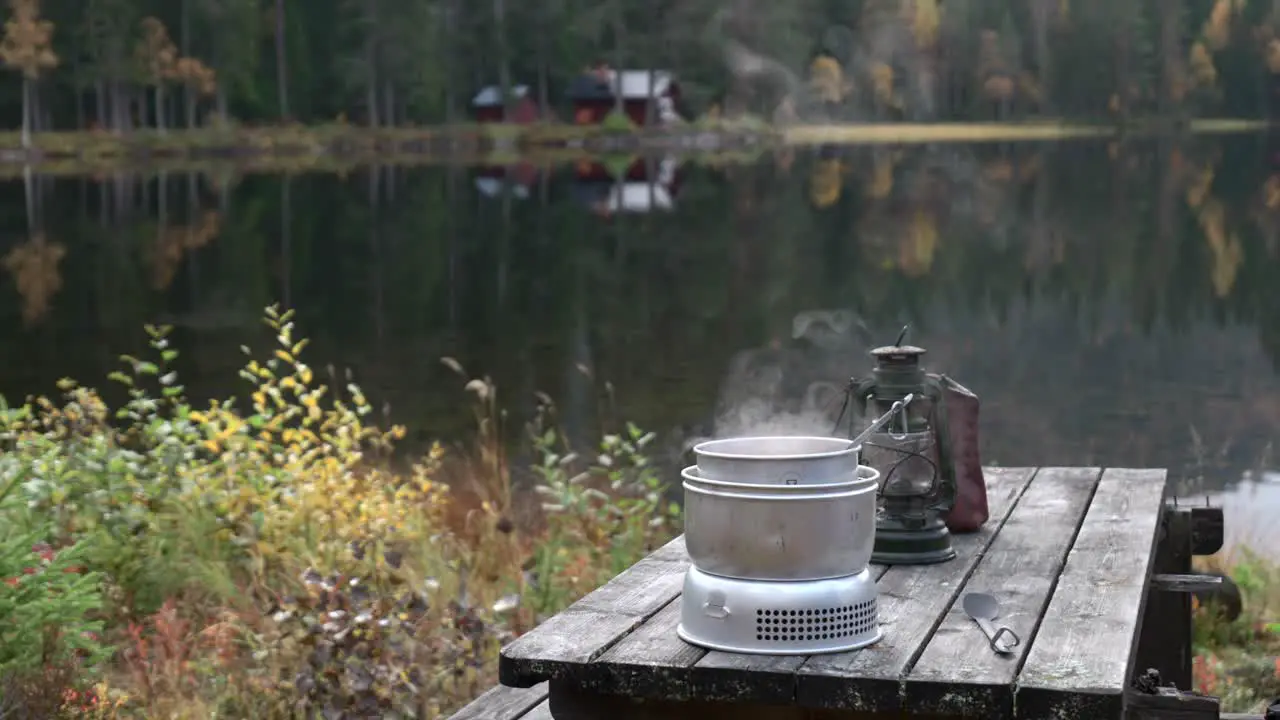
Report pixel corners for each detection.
[894,324,910,347]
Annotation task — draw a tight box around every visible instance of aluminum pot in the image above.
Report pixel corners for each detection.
[682,465,880,581]
[693,436,860,486]
[682,464,878,496]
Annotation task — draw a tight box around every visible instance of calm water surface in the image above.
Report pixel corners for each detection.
[2,135,1279,535]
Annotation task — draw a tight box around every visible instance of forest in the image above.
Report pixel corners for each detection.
[1,0,1280,140]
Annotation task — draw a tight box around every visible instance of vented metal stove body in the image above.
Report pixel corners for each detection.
[678,436,884,655]
[677,565,881,655]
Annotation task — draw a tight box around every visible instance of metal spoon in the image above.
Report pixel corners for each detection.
[848,393,915,450]
[962,593,1021,655]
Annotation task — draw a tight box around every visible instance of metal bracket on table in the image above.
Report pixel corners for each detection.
[1166,498,1224,556]
[1126,668,1222,719]
[1150,573,1224,593]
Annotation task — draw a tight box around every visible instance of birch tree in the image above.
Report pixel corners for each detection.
[0,0,58,147]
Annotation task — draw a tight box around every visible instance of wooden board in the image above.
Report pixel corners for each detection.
[586,598,707,699]
[446,682,549,720]
[901,467,1104,719]
[795,467,1039,712]
[1016,468,1167,719]
[520,701,553,720]
[499,535,690,687]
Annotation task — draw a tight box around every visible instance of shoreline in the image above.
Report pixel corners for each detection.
[0,117,1268,175]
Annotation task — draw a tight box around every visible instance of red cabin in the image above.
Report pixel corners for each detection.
[471,84,542,124]
[567,67,682,126]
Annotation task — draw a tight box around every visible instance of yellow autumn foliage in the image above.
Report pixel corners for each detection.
[1198,198,1242,297]
[1204,0,1233,51]
[867,153,895,199]
[899,210,938,277]
[904,0,940,49]
[1267,38,1280,74]
[1189,41,1218,88]
[810,158,844,208]
[809,55,846,104]
[871,62,902,110]
[2,232,65,325]
[1186,165,1215,209]
[0,0,57,79]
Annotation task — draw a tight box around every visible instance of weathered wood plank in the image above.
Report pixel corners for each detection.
[446,682,549,720]
[520,701,553,720]
[583,598,707,699]
[795,466,1040,712]
[499,535,689,687]
[547,679,808,720]
[689,651,809,706]
[1017,468,1168,719]
[902,467,1104,719]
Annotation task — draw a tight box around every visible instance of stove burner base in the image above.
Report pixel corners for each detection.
[677,565,881,655]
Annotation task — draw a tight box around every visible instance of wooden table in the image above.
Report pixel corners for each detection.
[487,467,1218,720]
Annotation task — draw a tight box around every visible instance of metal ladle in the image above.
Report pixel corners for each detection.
[848,393,915,450]
[962,593,1021,655]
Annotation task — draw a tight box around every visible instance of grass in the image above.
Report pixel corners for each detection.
[0,305,680,718]
[0,114,1268,175]
[0,120,777,178]
[1193,519,1280,714]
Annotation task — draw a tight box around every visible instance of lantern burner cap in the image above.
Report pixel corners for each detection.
[870,345,926,361]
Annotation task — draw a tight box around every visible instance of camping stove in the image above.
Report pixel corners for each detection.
[677,565,881,655]
[678,435,886,655]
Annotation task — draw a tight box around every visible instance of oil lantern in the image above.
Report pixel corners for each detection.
[851,333,957,565]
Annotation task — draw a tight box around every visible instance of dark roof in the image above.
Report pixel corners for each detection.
[567,74,613,101]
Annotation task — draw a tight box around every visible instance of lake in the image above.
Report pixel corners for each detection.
[2,134,1279,535]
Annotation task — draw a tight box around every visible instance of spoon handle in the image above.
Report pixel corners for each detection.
[974,617,1020,654]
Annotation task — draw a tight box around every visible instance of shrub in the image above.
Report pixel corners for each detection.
[0,305,680,718]
[1193,547,1280,714]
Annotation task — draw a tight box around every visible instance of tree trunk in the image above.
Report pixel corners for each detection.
[612,0,626,115]
[276,0,289,120]
[368,167,383,345]
[281,175,292,308]
[383,81,395,126]
[75,87,85,131]
[536,2,549,116]
[494,0,511,120]
[21,76,32,149]
[94,81,106,130]
[442,0,457,123]
[1030,0,1054,115]
[366,0,379,128]
[22,164,34,235]
[186,88,197,129]
[156,83,167,133]
[216,86,228,123]
[182,171,199,301]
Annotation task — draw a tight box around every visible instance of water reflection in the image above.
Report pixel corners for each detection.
[1,135,1279,497]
